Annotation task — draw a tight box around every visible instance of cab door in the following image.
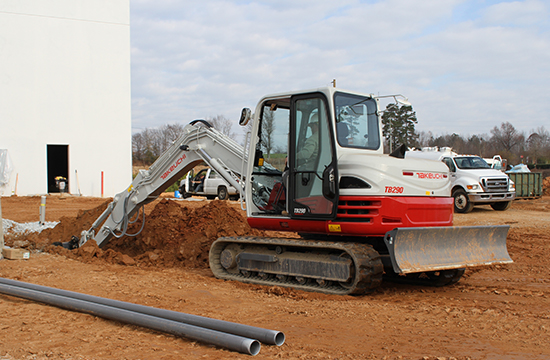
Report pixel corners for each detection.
[288,93,339,219]
[442,157,457,185]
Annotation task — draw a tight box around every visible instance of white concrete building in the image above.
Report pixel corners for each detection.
[0,1,131,197]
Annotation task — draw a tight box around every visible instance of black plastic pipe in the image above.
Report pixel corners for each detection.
[0,283,261,356]
[0,277,284,346]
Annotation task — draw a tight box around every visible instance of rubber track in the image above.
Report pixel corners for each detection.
[383,268,465,287]
[209,237,384,296]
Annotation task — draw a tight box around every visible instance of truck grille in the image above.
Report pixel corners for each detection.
[481,177,509,192]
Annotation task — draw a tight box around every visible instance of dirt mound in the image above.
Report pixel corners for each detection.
[103,199,264,268]
[31,199,264,269]
[21,200,112,250]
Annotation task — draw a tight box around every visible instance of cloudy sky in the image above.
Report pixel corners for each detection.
[130,0,549,139]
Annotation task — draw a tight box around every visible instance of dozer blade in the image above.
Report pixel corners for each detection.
[384,225,512,274]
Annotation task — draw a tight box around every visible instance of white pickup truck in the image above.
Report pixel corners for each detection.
[406,147,515,213]
[179,167,239,200]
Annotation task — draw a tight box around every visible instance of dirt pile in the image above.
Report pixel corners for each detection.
[17,200,112,250]
[103,199,264,268]
[543,176,550,196]
[29,199,264,269]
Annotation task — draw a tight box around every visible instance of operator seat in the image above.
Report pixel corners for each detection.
[337,122,349,145]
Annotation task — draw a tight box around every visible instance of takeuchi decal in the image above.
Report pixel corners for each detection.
[416,172,446,180]
[161,154,187,180]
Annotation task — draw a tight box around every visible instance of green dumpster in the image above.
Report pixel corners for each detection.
[508,172,543,199]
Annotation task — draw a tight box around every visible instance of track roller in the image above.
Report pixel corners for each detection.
[210,237,384,295]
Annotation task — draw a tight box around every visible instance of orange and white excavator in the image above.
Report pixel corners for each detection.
[73,87,512,295]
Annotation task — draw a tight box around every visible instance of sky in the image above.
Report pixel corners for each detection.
[129,0,550,140]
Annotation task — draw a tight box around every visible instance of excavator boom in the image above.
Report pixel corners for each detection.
[80,121,247,248]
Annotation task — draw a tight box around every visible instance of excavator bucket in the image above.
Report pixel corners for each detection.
[384,225,512,274]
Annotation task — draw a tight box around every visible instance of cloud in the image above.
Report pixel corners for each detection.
[130,0,550,138]
[481,0,548,26]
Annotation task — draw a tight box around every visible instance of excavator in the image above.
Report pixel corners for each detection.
[71,87,512,295]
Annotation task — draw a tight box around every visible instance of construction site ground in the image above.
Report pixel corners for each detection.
[1,194,549,360]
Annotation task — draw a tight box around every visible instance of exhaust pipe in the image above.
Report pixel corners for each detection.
[0,277,284,346]
[0,282,262,355]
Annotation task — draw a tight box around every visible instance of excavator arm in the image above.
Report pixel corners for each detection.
[79,120,247,248]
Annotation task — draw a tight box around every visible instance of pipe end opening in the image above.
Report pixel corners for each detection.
[274,332,285,346]
[249,340,261,356]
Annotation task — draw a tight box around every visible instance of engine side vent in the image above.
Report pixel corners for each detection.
[339,176,372,189]
[336,198,381,223]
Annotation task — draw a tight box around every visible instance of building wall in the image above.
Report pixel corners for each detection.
[0,0,131,197]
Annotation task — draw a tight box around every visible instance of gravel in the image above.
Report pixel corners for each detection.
[2,219,58,235]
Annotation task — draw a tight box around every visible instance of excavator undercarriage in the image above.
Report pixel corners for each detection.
[210,237,384,295]
[210,224,512,295]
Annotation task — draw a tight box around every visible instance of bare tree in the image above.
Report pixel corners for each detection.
[416,131,434,148]
[162,123,186,143]
[465,134,488,157]
[261,109,276,158]
[143,128,163,161]
[489,122,526,163]
[490,122,524,152]
[428,133,466,153]
[208,115,237,140]
[155,123,186,154]
[132,132,146,164]
[527,126,550,164]
[132,123,188,166]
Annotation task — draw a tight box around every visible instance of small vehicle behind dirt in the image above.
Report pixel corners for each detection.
[179,168,239,200]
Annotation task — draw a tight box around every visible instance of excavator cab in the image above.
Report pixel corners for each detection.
[289,93,338,219]
[248,92,339,219]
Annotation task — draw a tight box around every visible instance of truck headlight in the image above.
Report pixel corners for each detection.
[509,181,515,191]
[467,184,479,190]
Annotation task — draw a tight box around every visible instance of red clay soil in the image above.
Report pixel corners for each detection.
[544,176,550,196]
[1,195,550,359]
[8,198,265,270]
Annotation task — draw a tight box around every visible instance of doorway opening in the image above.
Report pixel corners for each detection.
[47,144,69,193]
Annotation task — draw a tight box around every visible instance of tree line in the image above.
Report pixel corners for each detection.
[132,106,550,168]
[132,115,237,166]
[382,104,550,166]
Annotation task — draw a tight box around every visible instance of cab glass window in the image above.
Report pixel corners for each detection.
[334,92,380,149]
[442,157,456,172]
[251,99,290,214]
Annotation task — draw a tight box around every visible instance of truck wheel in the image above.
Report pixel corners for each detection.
[490,201,512,211]
[452,189,474,213]
[217,186,228,200]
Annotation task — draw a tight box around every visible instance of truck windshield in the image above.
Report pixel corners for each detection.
[454,156,491,169]
[333,92,380,150]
